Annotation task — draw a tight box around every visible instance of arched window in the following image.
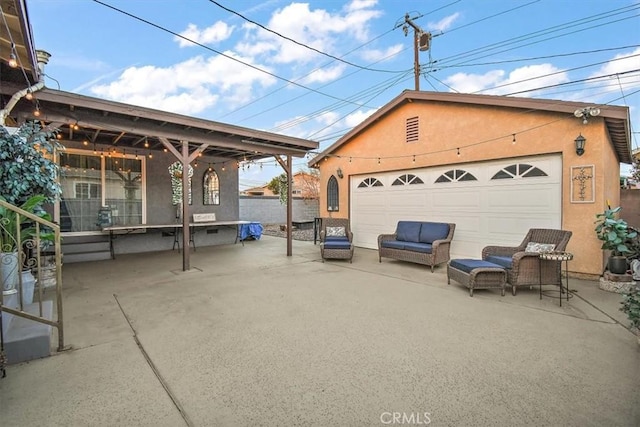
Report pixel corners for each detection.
[491,164,548,180]
[327,175,339,211]
[435,169,477,183]
[392,174,424,186]
[203,169,220,205]
[357,177,383,188]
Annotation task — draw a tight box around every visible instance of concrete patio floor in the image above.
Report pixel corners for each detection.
[1,236,639,426]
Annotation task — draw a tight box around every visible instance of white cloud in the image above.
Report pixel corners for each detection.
[90,54,277,115]
[247,0,382,65]
[302,64,347,84]
[427,12,460,33]
[444,64,569,96]
[175,22,234,47]
[589,47,640,94]
[360,44,404,62]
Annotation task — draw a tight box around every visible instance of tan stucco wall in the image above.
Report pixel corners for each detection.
[317,100,623,277]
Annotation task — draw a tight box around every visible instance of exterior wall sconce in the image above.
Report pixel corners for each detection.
[337,168,343,179]
[575,134,586,156]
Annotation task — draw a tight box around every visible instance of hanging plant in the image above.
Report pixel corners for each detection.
[168,162,193,205]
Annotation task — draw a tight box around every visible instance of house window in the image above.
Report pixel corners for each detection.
[392,174,424,186]
[59,151,144,232]
[491,164,548,180]
[74,182,101,199]
[327,175,339,211]
[203,169,220,205]
[357,177,383,188]
[406,116,419,143]
[435,170,478,183]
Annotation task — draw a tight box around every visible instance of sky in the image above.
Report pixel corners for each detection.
[26,0,640,190]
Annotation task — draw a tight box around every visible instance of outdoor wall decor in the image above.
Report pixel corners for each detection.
[168,161,193,206]
[571,165,595,203]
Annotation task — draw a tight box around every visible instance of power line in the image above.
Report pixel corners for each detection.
[90,0,379,109]
[207,0,399,74]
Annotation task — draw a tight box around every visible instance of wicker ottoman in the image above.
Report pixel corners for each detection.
[447,259,506,297]
[321,240,354,263]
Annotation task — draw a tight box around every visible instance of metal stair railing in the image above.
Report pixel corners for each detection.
[0,199,65,376]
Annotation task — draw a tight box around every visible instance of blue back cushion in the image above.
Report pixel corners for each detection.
[419,222,450,244]
[396,221,422,242]
[484,255,513,269]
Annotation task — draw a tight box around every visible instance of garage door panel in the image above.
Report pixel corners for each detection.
[432,191,481,208]
[351,155,562,252]
[486,188,559,210]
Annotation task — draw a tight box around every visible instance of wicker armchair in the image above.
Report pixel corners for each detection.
[319,218,354,263]
[482,228,572,296]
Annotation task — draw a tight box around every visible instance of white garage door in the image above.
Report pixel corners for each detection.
[350,155,562,259]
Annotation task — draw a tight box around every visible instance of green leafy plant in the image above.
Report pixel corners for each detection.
[0,121,63,205]
[594,206,638,257]
[0,194,54,252]
[620,284,640,331]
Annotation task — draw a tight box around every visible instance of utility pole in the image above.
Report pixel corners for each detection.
[403,14,431,91]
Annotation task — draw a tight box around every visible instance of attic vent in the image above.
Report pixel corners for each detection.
[406,116,419,143]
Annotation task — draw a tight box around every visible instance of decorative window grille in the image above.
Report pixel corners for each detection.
[435,170,478,183]
[357,177,383,188]
[392,174,424,185]
[491,164,547,180]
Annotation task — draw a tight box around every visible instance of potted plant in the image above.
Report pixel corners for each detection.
[620,283,640,344]
[594,206,638,274]
[0,121,62,293]
[0,195,54,291]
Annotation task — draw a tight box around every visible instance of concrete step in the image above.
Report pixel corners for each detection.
[4,300,53,365]
[63,251,111,264]
[61,234,111,263]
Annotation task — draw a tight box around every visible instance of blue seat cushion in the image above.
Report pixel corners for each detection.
[484,256,513,269]
[450,259,505,274]
[323,241,352,250]
[419,222,450,244]
[401,242,432,254]
[324,236,349,242]
[381,240,406,250]
[396,221,422,242]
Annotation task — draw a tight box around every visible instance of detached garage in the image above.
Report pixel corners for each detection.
[310,91,632,278]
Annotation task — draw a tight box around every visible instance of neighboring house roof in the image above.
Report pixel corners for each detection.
[309,90,632,165]
[242,171,319,197]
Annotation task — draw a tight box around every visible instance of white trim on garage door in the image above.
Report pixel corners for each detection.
[350,154,562,259]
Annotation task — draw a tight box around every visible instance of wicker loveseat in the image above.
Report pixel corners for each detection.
[378,221,456,272]
[482,228,572,296]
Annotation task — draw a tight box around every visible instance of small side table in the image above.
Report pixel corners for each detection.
[539,251,573,306]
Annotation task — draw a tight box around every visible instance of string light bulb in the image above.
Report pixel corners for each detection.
[512,134,516,144]
[25,90,33,100]
[222,163,226,171]
[457,148,460,157]
[8,44,17,68]
[33,105,41,117]
[144,138,149,148]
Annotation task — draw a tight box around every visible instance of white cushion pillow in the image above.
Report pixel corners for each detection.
[326,226,346,237]
[525,242,556,253]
